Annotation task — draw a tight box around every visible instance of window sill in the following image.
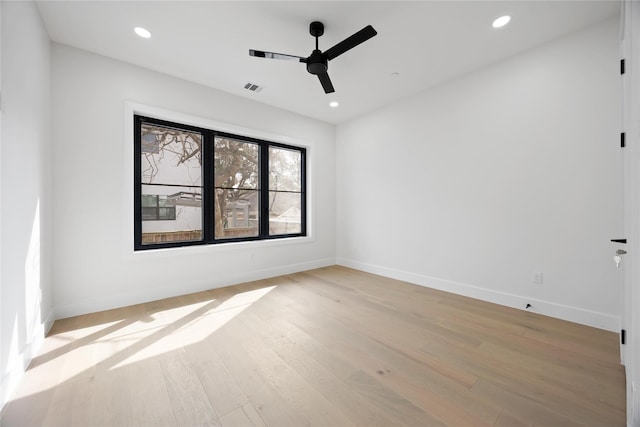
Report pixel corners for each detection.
[127,235,315,260]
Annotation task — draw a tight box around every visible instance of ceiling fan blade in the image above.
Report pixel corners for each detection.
[249,49,306,62]
[317,72,335,94]
[324,25,377,61]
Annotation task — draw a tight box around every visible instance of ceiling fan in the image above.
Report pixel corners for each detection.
[249,21,377,94]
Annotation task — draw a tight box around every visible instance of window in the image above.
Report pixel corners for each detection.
[214,136,260,239]
[142,195,177,221]
[134,115,306,250]
[269,146,303,235]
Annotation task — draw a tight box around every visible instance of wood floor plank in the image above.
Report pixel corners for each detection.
[422,333,622,426]
[128,359,176,427]
[0,266,626,426]
[470,378,584,427]
[90,365,133,426]
[345,369,446,426]
[494,409,533,427]
[240,308,360,381]
[211,324,313,427]
[0,388,52,427]
[287,355,400,427]
[43,376,94,427]
[234,316,357,427]
[160,353,220,426]
[188,344,250,418]
[282,301,500,425]
[218,403,267,427]
[477,340,625,413]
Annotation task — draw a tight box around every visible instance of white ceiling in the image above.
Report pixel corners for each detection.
[36,1,620,124]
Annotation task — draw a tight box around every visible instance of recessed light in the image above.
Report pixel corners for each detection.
[390,72,400,78]
[492,15,511,28]
[134,27,151,38]
[329,101,339,108]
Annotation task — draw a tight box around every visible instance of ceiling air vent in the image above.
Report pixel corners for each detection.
[244,82,264,93]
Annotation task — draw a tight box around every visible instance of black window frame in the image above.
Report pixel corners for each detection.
[134,115,307,251]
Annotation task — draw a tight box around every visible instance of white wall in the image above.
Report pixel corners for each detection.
[51,43,336,318]
[337,18,622,331]
[0,1,53,409]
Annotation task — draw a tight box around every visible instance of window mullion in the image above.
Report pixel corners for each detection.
[204,131,215,243]
[260,143,270,238]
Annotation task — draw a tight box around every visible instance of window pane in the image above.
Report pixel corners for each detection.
[214,137,259,190]
[142,194,157,207]
[269,147,301,192]
[214,136,260,240]
[157,196,172,207]
[141,184,202,244]
[142,207,158,221]
[158,207,176,220]
[214,189,259,239]
[269,192,301,235]
[141,124,202,187]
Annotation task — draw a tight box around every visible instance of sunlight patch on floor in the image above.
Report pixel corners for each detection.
[9,285,277,400]
[111,286,277,369]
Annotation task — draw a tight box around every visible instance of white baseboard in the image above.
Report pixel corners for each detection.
[1,306,55,411]
[337,258,620,332]
[44,307,56,335]
[54,257,336,320]
[54,256,620,332]
[1,358,26,412]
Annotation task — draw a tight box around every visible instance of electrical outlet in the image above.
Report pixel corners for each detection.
[532,271,543,284]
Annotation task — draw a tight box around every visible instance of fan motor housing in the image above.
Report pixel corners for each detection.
[306,50,327,75]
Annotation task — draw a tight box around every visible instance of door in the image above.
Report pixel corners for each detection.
[621,1,640,424]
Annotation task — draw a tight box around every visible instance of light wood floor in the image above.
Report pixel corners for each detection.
[1,266,626,426]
